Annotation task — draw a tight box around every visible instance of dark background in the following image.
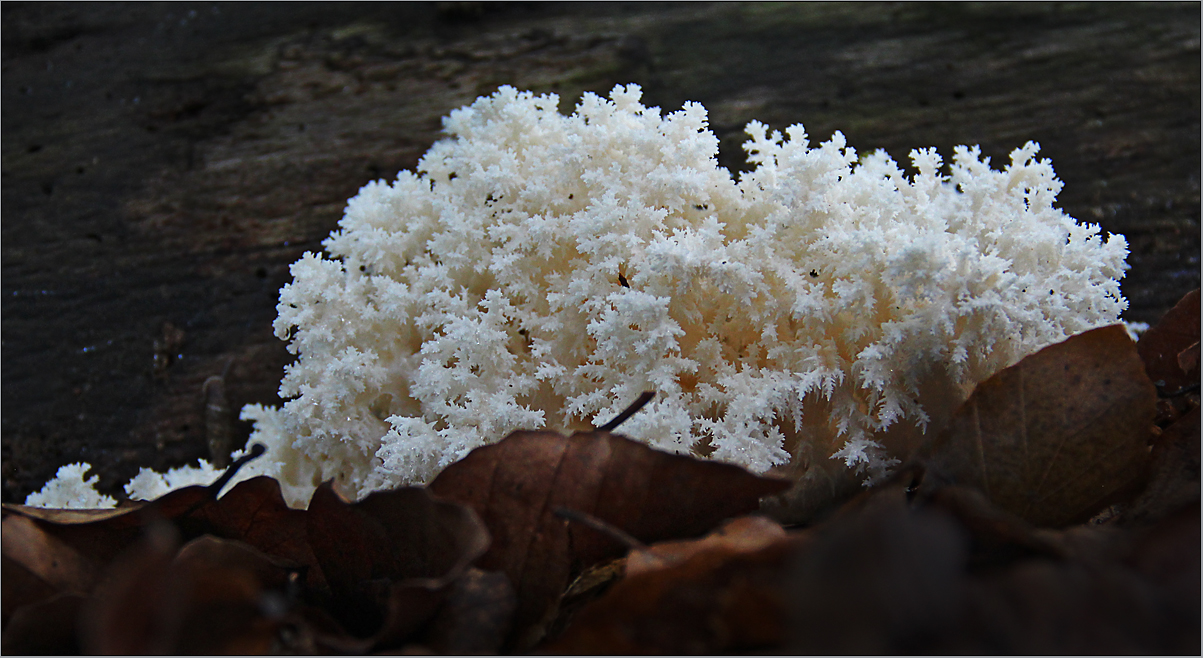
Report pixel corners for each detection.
[3,2,1199,502]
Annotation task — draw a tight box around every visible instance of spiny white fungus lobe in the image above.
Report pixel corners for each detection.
[28,84,1129,509]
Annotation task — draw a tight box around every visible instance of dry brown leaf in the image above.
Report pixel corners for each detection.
[958,554,1176,653]
[546,532,801,654]
[0,478,243,653]
[919,484,1069,566]
[80,529,303,654]
[80,521,182,654]
[0,484,211,576]
[421,567,517,655]
[545,515,788,649]
[915,324,1156,527]
[1123,407,1200,525]
[0,450,310,595]
[1178,340,1200,375]
[1138,288,1200,393]
[917,481,1132,570]
[1,554,58,625]
[0,504,145,525]
[1,592,86,655]
[777,485,971,654]
[1,513,99,595]
[549,485,970,654]
[304,482,491,650]
[428,428,791,651]
[185,475,325,590]
[626,515,787,577]
[2,462,494,655]
[1127,501,1200,645]
[544,557,629,644]
[160,536,302,654]
[551,481,1198,655]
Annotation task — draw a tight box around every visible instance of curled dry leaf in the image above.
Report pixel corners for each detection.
[625,515,788,577]
[80,521,182,654]
[421,566,518,655]
[553,482,1198,655]
[545,514,789,646]
[81,528,304,654]
[1,513,99,595]
[429,428,791,651]
[0,479,231,653]
[545,557,629,643]
[0,456,297,611]
[1178,340,1200,375]
[2,554,58,625]
[1,592,86,655]
[1137,288,1200,393]
[0,481,219,652]
[161,536,304,654]
[1,484,211,574]
[1137,289,1201,429]
[185,476,323,590]
[1123,407,1200,525]
[547,530,802,654]
[304,482,492,650]
[0,448,307,594]
[1,460,498,655]
[1126,501,1201,653]
[914,324,1156,528]
[916,484,1069,567]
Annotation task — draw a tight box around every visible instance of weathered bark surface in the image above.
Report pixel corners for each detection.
[3,2,1198,501]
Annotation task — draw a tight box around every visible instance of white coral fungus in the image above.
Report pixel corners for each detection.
[24,463,117,509]
[234,84,1129,506]
[123,460,225,502]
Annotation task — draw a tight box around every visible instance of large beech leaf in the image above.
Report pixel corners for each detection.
[304,482,491,649]
[428,428,790,650]
[915,324,1156,527]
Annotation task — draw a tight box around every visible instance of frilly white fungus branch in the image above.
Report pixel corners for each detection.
[29,84,1130,509]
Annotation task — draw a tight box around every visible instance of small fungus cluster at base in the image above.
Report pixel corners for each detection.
[28,84,1130,509]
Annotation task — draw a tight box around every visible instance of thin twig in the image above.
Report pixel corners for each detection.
[598,391,655,432]
[207,442,266,496]
[1158,382,1200,398]
[553,506,646,550]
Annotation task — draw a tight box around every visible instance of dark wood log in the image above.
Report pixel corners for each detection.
[3,2,1198,501]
